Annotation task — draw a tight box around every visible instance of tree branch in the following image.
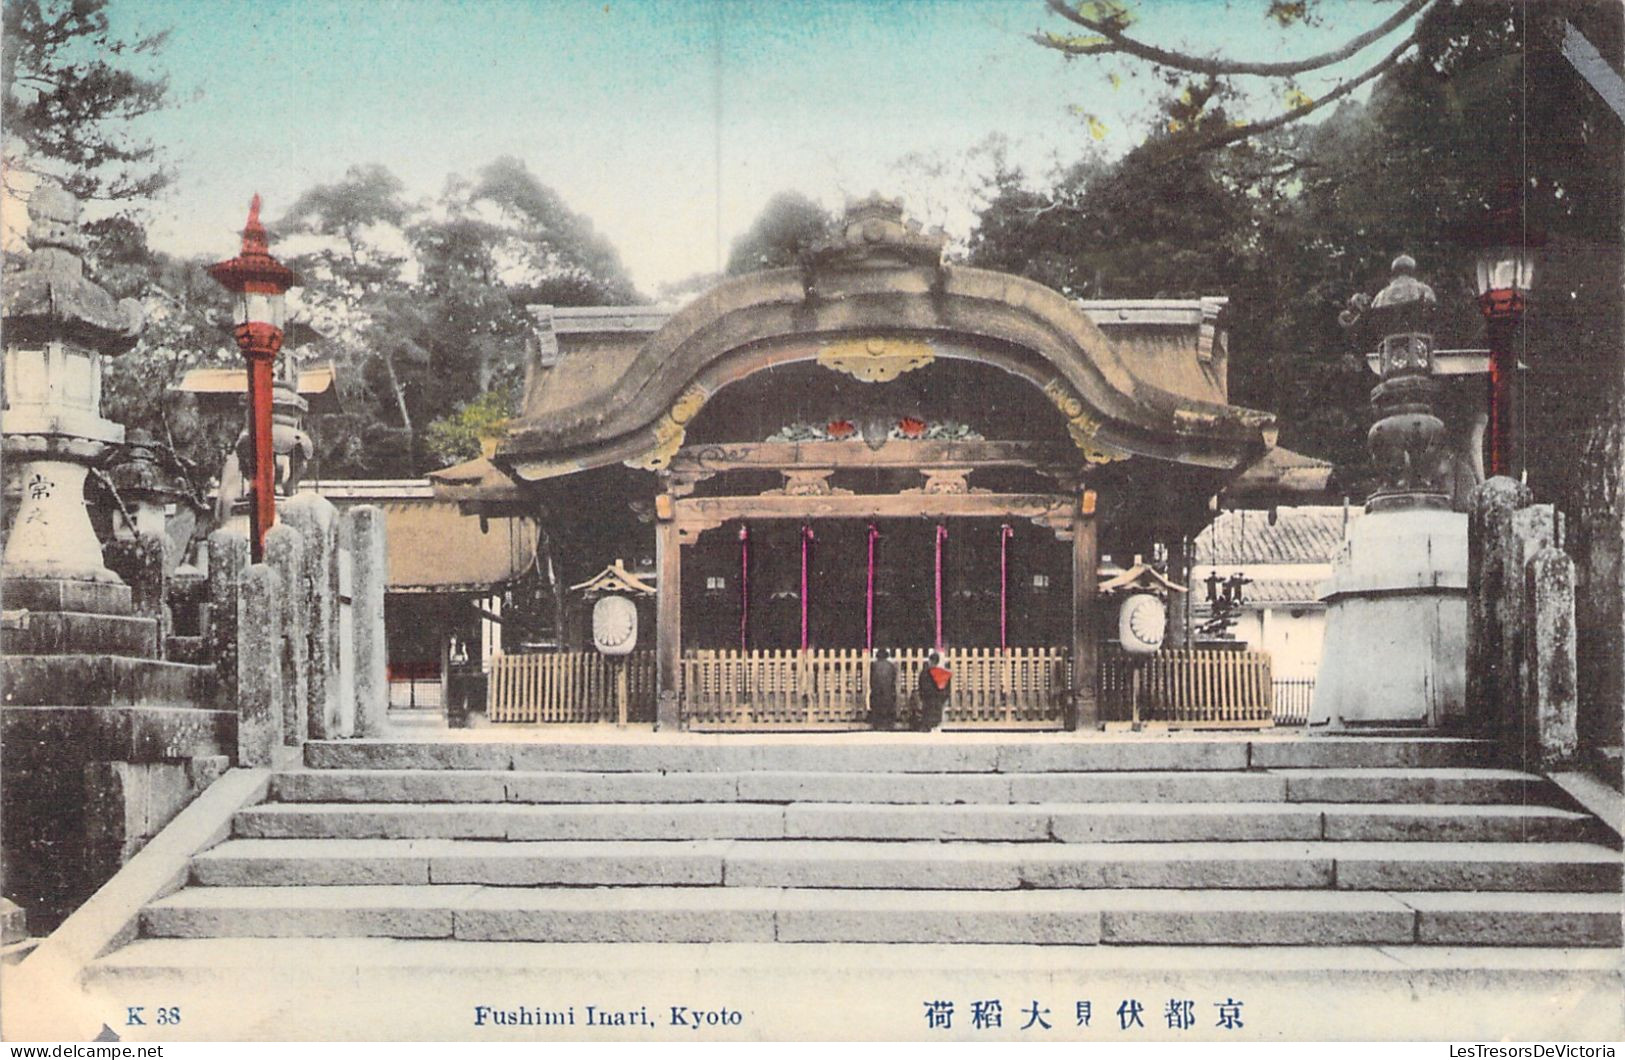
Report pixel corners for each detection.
[1174,32,1419,154]
[1040,0,1430,77]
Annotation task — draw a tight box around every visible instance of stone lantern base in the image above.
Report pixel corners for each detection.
[1309,505,1470,730]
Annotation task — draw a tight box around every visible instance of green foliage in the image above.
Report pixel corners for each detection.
[95,247,242,497]
[273,158,639,477]
[424,387,516,465]
[2,0,172,200]
[725,192,835,275]
[979,0,1622,503]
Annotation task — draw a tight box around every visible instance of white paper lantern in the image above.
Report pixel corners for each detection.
[592,594,639,655]
[1117,593,1166,655]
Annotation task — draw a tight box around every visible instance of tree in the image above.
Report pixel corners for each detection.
[280,164,420,438]
[87,227,244,503]
[1034,0,1431,155]
[411,158,641,463]
[1005,0,1622,505]
[2,0,172,201]
[455,155,638,306]
[273,159,639,476]
[424,387,515,465]
[725,192,835,275]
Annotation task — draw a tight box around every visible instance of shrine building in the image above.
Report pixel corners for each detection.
[436,199,1280,731]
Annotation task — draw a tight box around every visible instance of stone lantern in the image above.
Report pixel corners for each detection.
[1310,255,1469,730]
[2,182,143,598]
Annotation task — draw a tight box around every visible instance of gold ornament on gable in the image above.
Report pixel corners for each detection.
[623,384,710,471]
[816,336,934,383]
[1043,378,1130,465]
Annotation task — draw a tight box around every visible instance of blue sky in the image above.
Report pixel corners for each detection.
[89,0,1412,293]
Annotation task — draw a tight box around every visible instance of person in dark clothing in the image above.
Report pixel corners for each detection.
[917,651,952,732]
[869,648,898,730]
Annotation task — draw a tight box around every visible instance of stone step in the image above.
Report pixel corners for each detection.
[2,577,132,616]
[0,654,217,707]
[232,801,1597,844]
[190,838,1624,893]
[302,737,1497,774]
[270,768,1550,806]
[1270,768,1546,805]
[141,885,1623,946]
[0,610,158,658]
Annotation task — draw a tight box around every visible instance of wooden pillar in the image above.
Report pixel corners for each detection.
[1070,490,1099,730]
[655,495,682,730]
[1166,535,1191,650]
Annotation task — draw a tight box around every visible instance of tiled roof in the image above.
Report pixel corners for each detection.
[1192,578,1326,615]
[1193,506,1357,566]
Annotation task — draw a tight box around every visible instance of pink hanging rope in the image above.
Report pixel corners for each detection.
[866,522,879,650]
[1000,522,1013,651]
[934,522,948,651]
[738,523,750,652]
[800,524,814,651]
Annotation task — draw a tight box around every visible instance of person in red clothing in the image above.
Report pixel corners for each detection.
[916,651,952,732]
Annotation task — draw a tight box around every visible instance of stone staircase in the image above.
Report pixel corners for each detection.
[109,736,1622,951]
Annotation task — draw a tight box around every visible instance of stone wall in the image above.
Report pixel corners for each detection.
[0,499,386,932]
[1469,479,1583,772]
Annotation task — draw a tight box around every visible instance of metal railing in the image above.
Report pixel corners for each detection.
[1271,677,1316,727]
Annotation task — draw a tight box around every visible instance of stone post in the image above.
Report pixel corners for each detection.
[237,563,282,767]
[282,493,342,739]
[264,524,309,747]
[206,528,250,704]
[1467,477,1533,735]
[1510,503,1564,738]
[102,529,167,657]
[347,505,388,737]
[1525,544,1579,767]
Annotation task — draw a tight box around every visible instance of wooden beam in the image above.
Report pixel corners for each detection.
[654,505,682,730]
[675,491,1074,526]
[1071,492,1100,731]
[670,439,1074,474]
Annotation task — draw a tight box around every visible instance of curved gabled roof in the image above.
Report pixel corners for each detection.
[500,199,1275,481]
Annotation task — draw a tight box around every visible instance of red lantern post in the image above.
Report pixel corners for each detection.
[208,196,299,561]
[1470,181,1542,479]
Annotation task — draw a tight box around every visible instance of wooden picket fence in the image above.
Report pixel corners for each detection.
[683,646,1070,730]
[1099,647,1274,729]
[487,650,655,724]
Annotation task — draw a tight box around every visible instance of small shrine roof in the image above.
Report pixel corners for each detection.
[428,453,526,506]
[1097,558,1188,595]
[570,559,656,596]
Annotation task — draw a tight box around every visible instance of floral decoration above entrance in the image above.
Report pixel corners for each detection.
[766,417,985,445]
